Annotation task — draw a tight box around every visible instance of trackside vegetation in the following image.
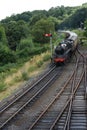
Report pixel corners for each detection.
[0,51,51,100]
[0,4,87,100]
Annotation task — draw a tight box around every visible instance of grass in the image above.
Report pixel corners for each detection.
[28,66,37,73]
[21,72,29,80]
[43,54,51,61]
[0,83,7,92]
[36,60,43,67]
[0,51,51,101]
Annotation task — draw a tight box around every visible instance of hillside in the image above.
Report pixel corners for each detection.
[0,4,87,99]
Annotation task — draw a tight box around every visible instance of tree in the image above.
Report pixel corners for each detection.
[4,20,29,50]
[29,14,47,27]
[59,7,87,29]
[0,45,16,64]
[32,18,55,43]
[0,24,7,45]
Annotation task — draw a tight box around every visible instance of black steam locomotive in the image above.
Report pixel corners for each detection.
[52,31,78,65]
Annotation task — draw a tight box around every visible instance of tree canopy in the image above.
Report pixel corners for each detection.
[32,18,55,43]
[0,4,87,65]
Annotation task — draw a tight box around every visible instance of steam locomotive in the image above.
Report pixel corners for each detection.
[52,31,78,65]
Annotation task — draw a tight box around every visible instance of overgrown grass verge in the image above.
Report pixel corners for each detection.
[36,60,43,67]
[43,54,51,61]
[21,72,29,81]
[0,83,7,92]
[0,51,51,100]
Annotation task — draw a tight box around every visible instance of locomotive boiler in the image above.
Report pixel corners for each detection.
[52,31,78,65]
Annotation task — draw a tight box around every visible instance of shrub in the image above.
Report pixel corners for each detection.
[17,38,34,50]
[0,63,17,73]
[0,45,17,64]
[17,46,48,59]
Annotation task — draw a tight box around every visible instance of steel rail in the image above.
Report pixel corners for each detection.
[0,66,56,114]
[50,70,84,130]
[0,66,59,129]
[28,57,80,130]
[77,48,87,99]
[63,76,75,130]
[49,54,83,130]
[85,58,87,99]
[63,55,83,130]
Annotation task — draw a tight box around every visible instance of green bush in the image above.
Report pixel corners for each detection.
[17,46,48,59]
[0,45,17,64]
[0,63,17,73]
[17,38,34,50]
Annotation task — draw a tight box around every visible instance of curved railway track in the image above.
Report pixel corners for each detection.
[0,48,87,130]
[28,53,86,130]
[0,65,64,129]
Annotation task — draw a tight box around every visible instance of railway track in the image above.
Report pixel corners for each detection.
[0,65,64,129]
[52,50,87,130]
[28,51,87,130]
[0,48,87,130]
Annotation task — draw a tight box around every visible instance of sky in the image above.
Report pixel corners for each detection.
[0,0,87,20]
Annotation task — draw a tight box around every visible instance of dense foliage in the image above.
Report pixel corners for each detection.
[59,7,87,29]
[0,4,87,67]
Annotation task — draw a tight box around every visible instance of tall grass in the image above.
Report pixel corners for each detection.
[0,83,7,92]
[28,66,37,72]
[21,72,29,80]
[43,54,51,61]
[0,51,51,99]
[36,60,43,67]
